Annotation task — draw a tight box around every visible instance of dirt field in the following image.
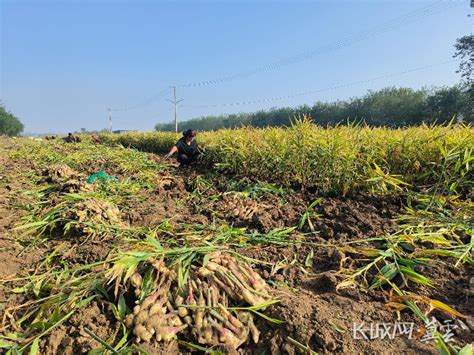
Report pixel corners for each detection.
[0,137,472,354]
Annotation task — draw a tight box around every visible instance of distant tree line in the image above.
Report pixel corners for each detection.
[155,85,473,132]
[0,103,23,136]
[75,128,111,134]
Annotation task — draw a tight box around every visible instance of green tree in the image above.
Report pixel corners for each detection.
[360,87,427,126]
[155,85,472,131]
[425,85,469,123]
[453,36,474,122]
[454,35,474,83]
[0,103,24,136]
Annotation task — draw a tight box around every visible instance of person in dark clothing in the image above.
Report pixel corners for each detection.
[64,133,77,143]
[165,129,201,165]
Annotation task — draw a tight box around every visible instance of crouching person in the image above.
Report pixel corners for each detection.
[164,129,201,166]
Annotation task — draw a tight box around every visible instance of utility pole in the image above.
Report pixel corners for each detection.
[166,86,184,133]
[107,109,112,133]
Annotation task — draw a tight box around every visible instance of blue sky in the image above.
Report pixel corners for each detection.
[1,0,473,134]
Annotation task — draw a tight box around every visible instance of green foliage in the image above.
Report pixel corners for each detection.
[0,103,24,136]
[362,87,427,126]
[102,118,474,194]
[425,85,472,121]
[155,86,473,131]
[454,35,474,83]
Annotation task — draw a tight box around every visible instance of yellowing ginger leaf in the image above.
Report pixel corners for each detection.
[428,299,467,319]
[385,301,408,312]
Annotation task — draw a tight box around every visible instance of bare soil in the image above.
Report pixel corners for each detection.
[0,143,472,354]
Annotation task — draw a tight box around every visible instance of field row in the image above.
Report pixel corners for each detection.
[99,119,474,194]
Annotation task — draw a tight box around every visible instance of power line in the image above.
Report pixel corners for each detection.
[105,106,173,132]
[108,0,462,111]
[178,0,463,88]
[181,59,459,109]
[110,88,169,112]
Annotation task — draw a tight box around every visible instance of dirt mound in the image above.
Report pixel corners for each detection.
[237,246,474,353]
[312,196,402,242]
[126,191,181,227]
[125,173,193,227]
[259,288,438,354]
[41,302,120,355]
[202,192,401,239]
[155,174,187,197]
[0,154,47,307]
[57,238,116,265]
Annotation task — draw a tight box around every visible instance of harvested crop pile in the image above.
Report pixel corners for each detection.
[111,252,271,351]
[42,164,92,193]
[17,163,129,240]
[61,197,125,232]
[42,164,77,183]
[210,194,287,232]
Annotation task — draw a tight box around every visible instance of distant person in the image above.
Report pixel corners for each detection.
[91,134,101,144]
[64,133,75,143]
[164,129,202,166]
[64,133,79,143]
